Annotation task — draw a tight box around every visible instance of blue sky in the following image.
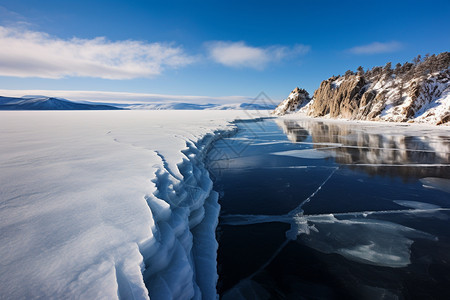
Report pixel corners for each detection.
[0,0,449,103]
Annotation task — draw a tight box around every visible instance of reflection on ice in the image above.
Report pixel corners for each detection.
[276,119,450,178]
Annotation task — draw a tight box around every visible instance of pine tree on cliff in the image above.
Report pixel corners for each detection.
[357,66,365,76]
[383,62,393,78]
[394,63,402,76]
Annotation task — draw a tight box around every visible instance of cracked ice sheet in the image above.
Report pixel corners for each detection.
[298,214,436,268]
[420,177,450,193]
[222,199,444,269]
[271,147,339,159]
[393,200,441,209]
[0,110,249,299]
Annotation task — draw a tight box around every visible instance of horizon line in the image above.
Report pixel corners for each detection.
[0,89,278,104]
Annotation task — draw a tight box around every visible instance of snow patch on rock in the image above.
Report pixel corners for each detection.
[272,87,311,116]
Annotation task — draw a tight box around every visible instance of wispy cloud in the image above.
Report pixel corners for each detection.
[0,26,196,79]
[0,89,254,104]
[347,41,402,55]
[0,6,30,27]
[206,41,310,69]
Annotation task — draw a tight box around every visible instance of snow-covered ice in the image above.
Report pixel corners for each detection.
[420,177,450,193]
[271,148,339,159]
[0,110,250,299]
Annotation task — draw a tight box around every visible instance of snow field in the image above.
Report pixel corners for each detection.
[0,110,248,299]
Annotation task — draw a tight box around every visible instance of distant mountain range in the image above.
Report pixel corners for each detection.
[125,102,276,110]
[0,96,122,110]
[0,95,275,111]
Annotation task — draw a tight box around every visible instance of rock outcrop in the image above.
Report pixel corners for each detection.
[273,52,450,125]
[272,87,310,116]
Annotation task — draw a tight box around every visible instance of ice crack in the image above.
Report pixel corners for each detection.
[138,126,238,300]
[221,166,445,295]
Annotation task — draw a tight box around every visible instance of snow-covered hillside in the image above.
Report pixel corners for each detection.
[273,52,450,125]
[0,95,275,111]
[0,111,250,299]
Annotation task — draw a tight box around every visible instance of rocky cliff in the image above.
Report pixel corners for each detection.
[273,52,450,125]
[272,87,310,115]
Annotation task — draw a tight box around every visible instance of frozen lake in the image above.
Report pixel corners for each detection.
[1,111,449,299]
[208,118,450,299]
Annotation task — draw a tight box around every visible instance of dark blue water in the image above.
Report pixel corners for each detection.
[208,118,450,299]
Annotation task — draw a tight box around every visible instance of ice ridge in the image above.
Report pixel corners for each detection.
[139,128,237,300]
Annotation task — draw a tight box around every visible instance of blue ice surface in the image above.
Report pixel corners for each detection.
[210,118,450,298]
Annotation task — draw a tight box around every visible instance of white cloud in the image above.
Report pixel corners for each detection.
[347,41,402,55]
[206,41,310,69]
[0,26,196,79]
[0,89,254,104]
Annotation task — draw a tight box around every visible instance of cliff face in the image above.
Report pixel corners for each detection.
[273,52,450,125]
[306,68,449,125]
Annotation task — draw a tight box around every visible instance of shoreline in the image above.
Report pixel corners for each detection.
[278,112,450,131]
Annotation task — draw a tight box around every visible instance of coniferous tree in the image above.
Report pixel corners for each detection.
[394,63,402,76]
[371,66,382,79]
[413,54,422,65]
[345,70,354,77]
[383,62,393,78]
[357,66,365,76]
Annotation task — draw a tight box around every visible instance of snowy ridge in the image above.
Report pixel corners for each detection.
[141,128,237,300]
[0,95,122,110]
